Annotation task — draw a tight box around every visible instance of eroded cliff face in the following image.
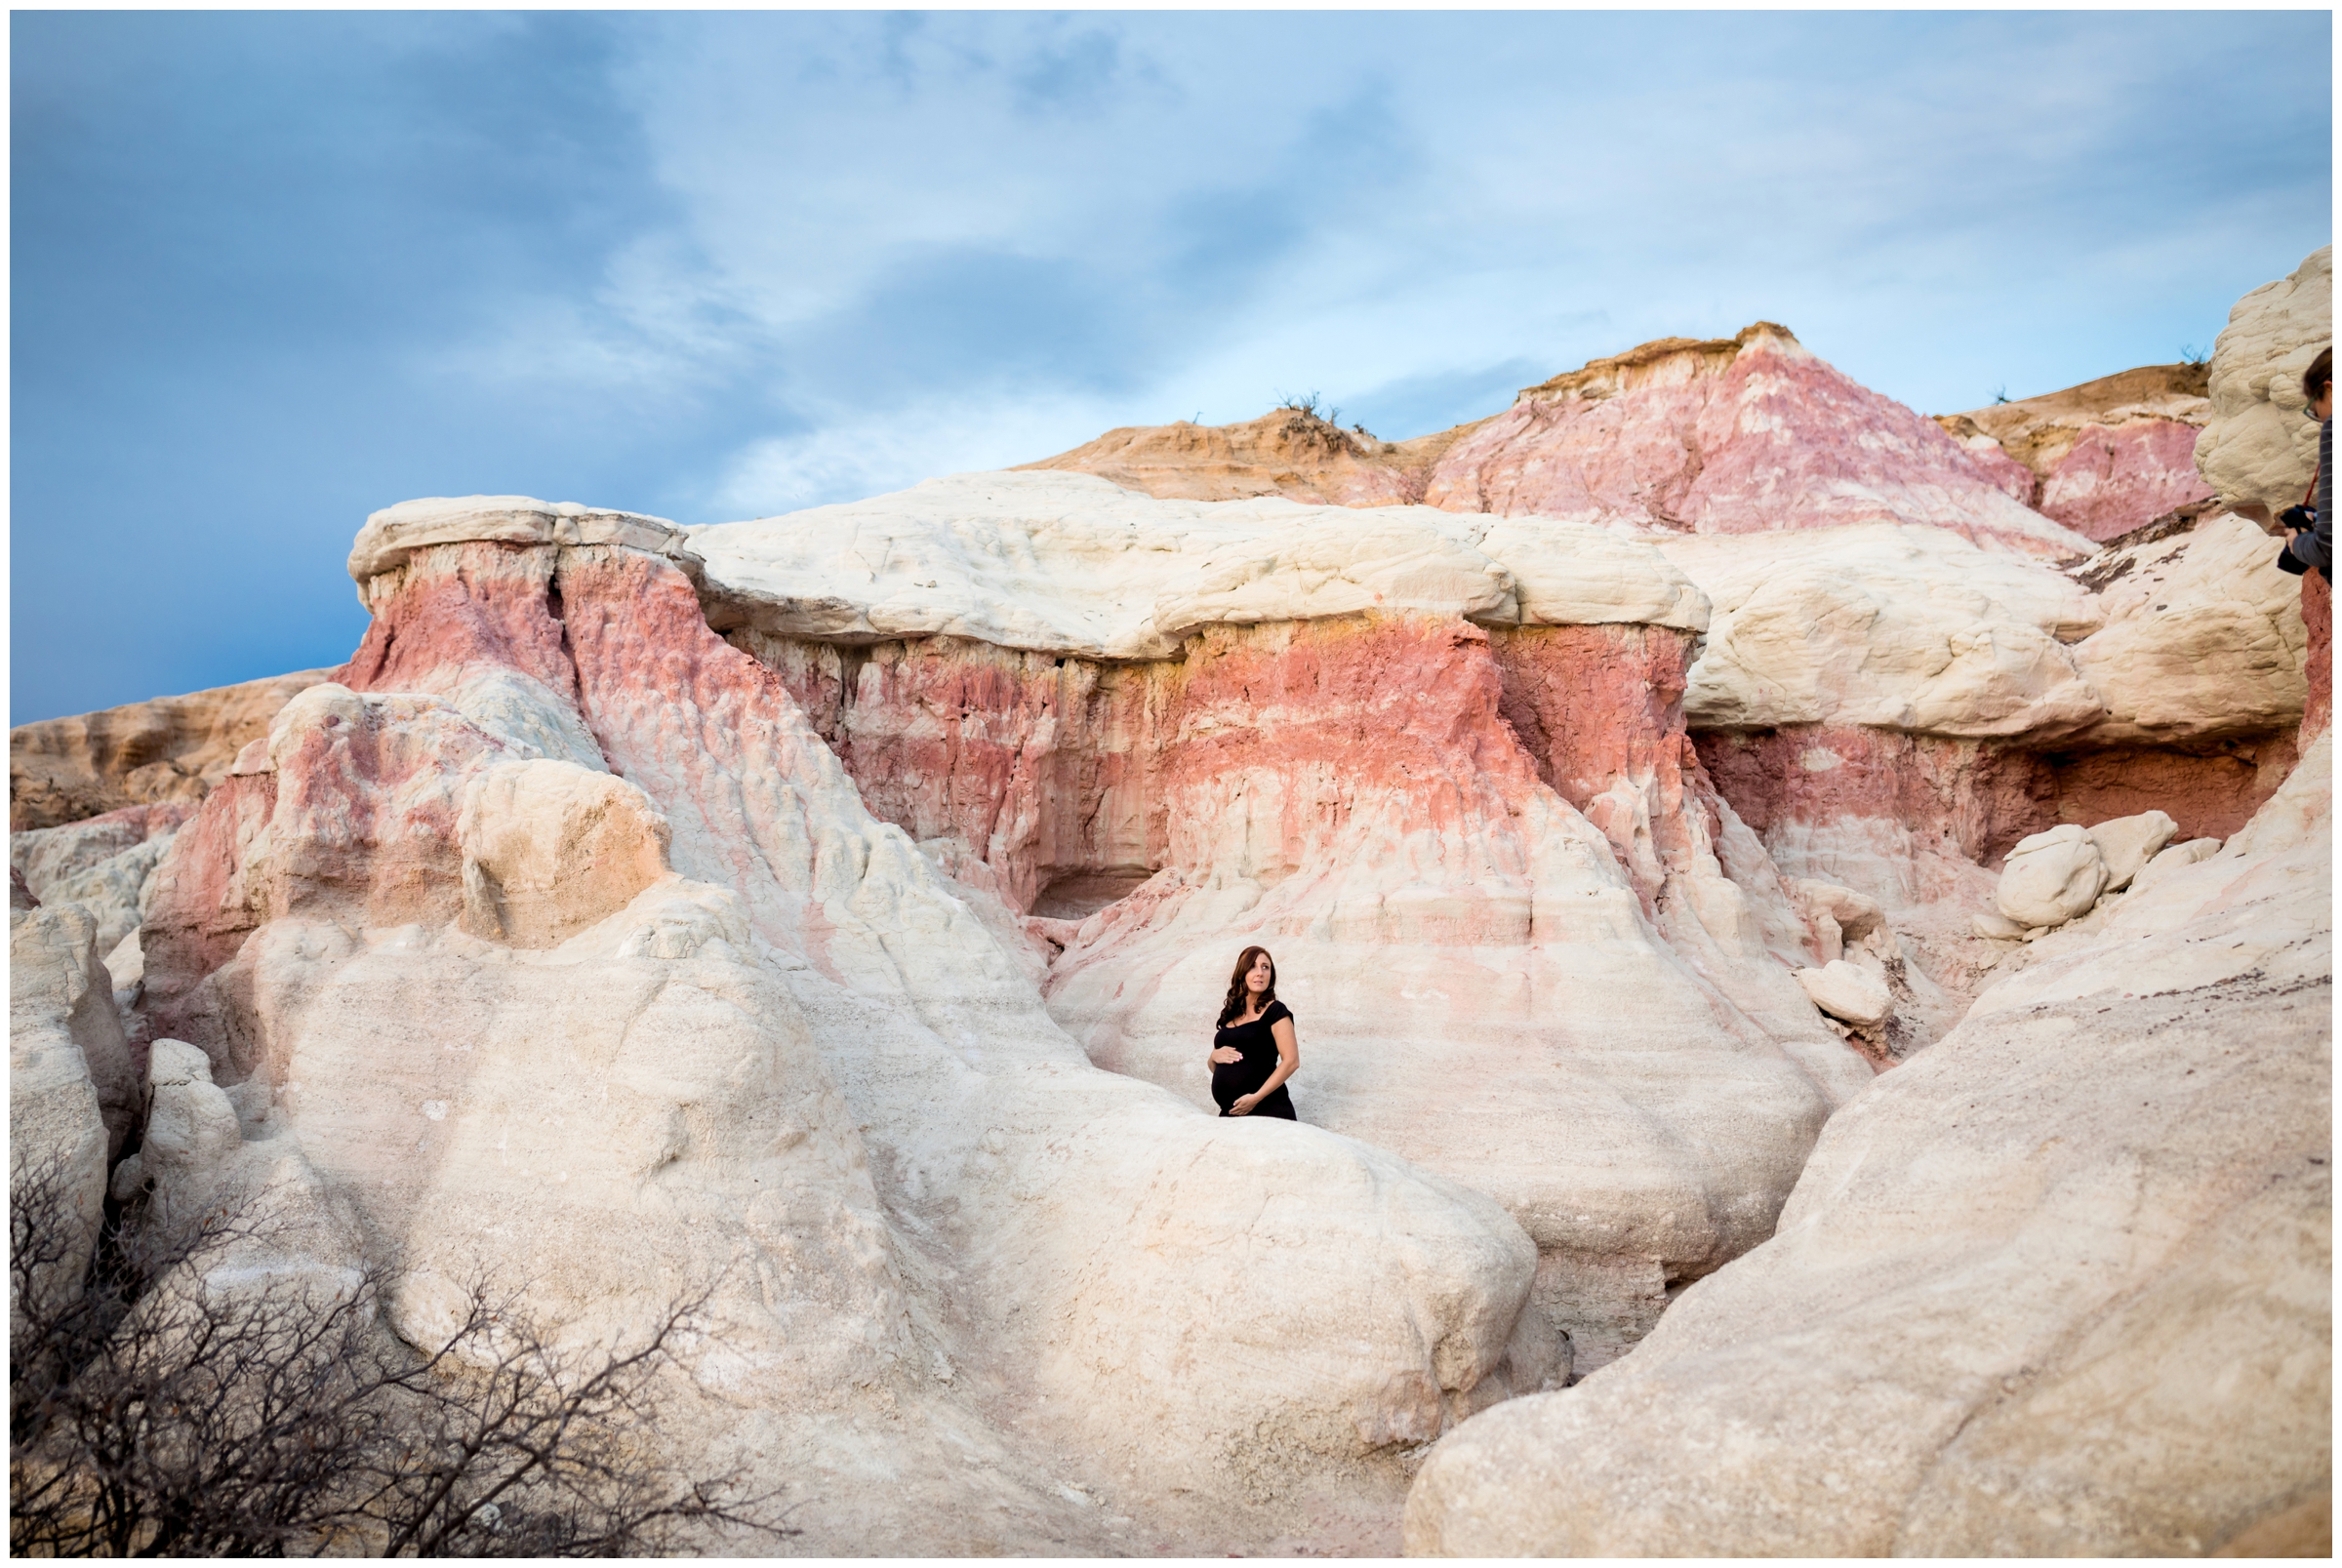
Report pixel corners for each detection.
[128,500,1567,1553]
[17,253,2330,1556]
[691,474,1870,1366]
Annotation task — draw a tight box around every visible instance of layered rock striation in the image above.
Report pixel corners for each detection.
[11,667,336,832]
[127,496,1564,1551]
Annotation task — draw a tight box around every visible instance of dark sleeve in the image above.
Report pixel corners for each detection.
[1265,1000,1293,1027]
[2314,419,2333,575]
[2321,417,2332,526]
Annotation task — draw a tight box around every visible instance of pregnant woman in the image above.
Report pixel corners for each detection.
[1207,945,1299,1119]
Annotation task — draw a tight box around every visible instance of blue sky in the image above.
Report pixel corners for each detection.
[11,10,2332,722]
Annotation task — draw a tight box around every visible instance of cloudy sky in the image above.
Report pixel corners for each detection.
[12,9,2332,722]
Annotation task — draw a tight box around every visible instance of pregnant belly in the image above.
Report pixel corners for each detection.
[1212,1055,1272,1109]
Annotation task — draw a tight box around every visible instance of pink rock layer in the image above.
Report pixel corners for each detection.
[1423,327,2064,552]
[2036,420,2215,543]
[737,615,1779,950]
[1025,325,2088,559]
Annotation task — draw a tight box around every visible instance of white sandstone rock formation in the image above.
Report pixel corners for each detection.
[2197,245,2333,514]
[11,803,189,958]
[1403,732,2332,1556]
[692,471,1876,1369]
[10,903,140,1320]
[2069,510,2311,744]
[688,469,1707,661]
[135,507,1570,1550]
[1994,824,2109,930]
[1671,503,2308,1050]
[1662,525,2105,740]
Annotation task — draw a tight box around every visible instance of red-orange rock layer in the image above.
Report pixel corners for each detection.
[2302,567,2331,742]
[1697,724,2298,866]
[342,543,579,704]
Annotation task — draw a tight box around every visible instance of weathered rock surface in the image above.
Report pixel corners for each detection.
[693,471,1875,1367]
[689,470,1704,663]
[133,507,1569,1551]
[22,258,2329,1553]
[1676,507,2307,1033]
[10,903,140,1321]
[10,668,335,832]
[10,801,191,958]
[1029,325,2098,559]
[1403,734,2331,1556]
[2198,246,2333,514]
[1938,363,2215,543]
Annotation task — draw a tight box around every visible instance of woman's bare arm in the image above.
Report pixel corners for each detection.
[1230,1019,1299,1115]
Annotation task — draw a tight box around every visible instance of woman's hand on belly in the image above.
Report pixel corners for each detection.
[1209,1045,1243,1065]
[1229,1091,1262,1115]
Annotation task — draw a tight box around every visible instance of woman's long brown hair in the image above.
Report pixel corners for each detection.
[1217,945,1276,1026]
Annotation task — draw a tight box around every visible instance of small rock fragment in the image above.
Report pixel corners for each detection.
[1794,960,1894,1028]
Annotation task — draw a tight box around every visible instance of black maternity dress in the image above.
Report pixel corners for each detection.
[1211,1000,1298,1120]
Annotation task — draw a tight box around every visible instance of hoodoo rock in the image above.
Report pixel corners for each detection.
[126,501,1570,1550]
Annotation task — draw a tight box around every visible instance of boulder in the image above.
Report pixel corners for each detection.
[1793,959,1893,1028]
[2196,246,2333,515]
[1402,734,2331,1556]
[1969,909,2029,942]
[2084,809,2178,892]
[1995,824,2109,929]
[1792,878,1886,958]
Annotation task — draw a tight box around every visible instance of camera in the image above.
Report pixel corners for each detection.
[2279,504,2317,532]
